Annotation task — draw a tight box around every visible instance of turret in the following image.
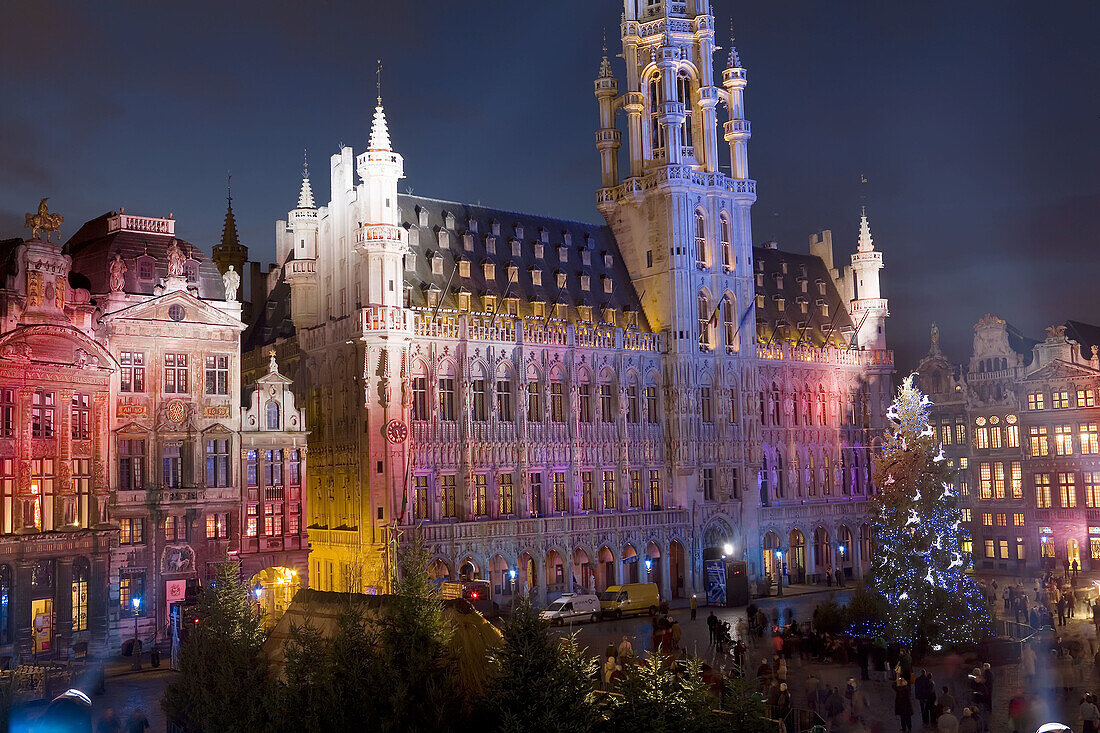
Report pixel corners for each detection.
[594,42,621,189]
[211,178,249,276]
[721,29,751,180]
[354,95,407,309]
[849,207,888,349]
[284,154,320,327]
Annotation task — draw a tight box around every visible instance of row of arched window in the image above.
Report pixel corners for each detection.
[648,71,696,154]
[693,209,734,271]
[757,385,871,429]
[759,446,872,505]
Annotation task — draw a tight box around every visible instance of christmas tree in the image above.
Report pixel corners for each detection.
[867,374,990,651]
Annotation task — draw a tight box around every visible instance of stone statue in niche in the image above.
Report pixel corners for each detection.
[109,253,127,292]
[222,265,240,301]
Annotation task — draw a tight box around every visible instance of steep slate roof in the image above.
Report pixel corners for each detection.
[242,264,294,352]
[64,213,225,300]
[1005,322,1039,366]
[1064,320,1100,358]
[752,245,855,348]
[397,194,647,326]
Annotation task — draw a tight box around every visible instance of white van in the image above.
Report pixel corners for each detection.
[540,594,601,625]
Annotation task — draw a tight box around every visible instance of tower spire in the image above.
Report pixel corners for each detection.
[221,172,240,250]
[368,60,392,152]
[297,149,315,209]
[376,58,382,106]
[727,19,741,68]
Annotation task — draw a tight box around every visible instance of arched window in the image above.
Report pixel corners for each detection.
[648,73,662,153]
[720,213,732,270]
[266,401,280,430]
[808,453,817,495]
[823,453,832,495]
[677,71,693,148]
[72,558,89,632]
[775,450,785,498]
[722,297,737,352]
[184,260,198,283]
[694,210,709,267]
[697,292,713,350]
[791,452,801,496]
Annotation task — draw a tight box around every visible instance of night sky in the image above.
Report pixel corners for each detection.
[2,1,1097,372]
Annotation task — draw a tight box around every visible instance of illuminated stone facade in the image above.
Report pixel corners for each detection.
[248,0,893,604]
[919,317,1100,573]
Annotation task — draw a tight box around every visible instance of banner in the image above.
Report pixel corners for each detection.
[704,559,726,605]
[166,579,187,604]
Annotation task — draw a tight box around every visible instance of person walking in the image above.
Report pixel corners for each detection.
[96,709,121,733]
[618,635,634,662]
[689,594,698,621]
[775,682,792,724]
[937,707,960,733]
[1080,693,1100,733]
[125,710,150,733]
[826,563,833,587]
[805,671,821,714]
[894,676,914,733]
[603,655,621,689]
[958,707,979,733]
[823,685,846,728]
[915,670,935,726]
[706,611,718,646]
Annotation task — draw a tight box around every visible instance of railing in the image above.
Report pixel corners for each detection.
[307,527,359,547]
[408,311,662,354]
[756,342,894,367]
[724,119,751,135]
[355,223,406,246]
[405,508,688,543]
[361,304,412,334]
[285,259,316,277]
[597,170,756,206]
[106,213,174,236]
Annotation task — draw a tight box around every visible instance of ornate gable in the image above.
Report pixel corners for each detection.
[1023,358,1099,383]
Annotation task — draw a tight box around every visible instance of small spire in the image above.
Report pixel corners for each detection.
[221,173,241,250]
[226,170,232,208]
[302,148,309,180]
[857,206,874,253]
[727,20,741,68]
[376,58,382,106]
[368,99,392,152]
[296,148,315,208]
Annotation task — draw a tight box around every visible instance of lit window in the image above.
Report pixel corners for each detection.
[552,472,568,513]
[71,559,88,632]
[1059,472,1077,508]
[1078,389,1096,408]
[975,426,989,449]
[993,462,1006,499]
[581,472,595,511]
[629,471,642,508]
[979,463,992,499]
[246,505,257,536]
[1055,425,1074,455]
[1052,390,1070,409]
[498,473,514,516]
[996,513,1007,527]
[473,474,487,516]
[984,539,995,558]
[1081,423,1099,454]
[204,355,229,395]
[164,354,188,393]
[649,470,661,507]
[1011,461,1022,499]
[438,378,456,421]
[414,476,430,520]
[960,508,972,522]
[1013,513,1025,526]
[1035,474,1052,508]
[1029,426,1049,456]
[1087,472,1100,507]
[440,475,456,518]
[602,470,617,510]
[1028,392,1045,410]
[1007,423,1019,448]
[982,512,993,526]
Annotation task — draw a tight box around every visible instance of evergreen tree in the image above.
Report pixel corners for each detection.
[162,559,273,732]
[600,654,723,733]
[487,595,598,733]
[718,676,772,733]
[868,374,991,651]
[375,533,461,732]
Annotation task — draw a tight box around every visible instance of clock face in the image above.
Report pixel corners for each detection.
[385,419,408,444]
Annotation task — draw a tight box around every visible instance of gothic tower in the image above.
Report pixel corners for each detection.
[849,208,888,350]
[211,183,249,276]
[596,0,758,518]
[284,162,320,327]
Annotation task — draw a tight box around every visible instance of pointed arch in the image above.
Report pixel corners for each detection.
[722,292,738,353]
[697,289,714,351]
[693,208,710,268]
[719,211,733,270]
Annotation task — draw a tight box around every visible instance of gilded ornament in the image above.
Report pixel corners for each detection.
[25,198,64,241]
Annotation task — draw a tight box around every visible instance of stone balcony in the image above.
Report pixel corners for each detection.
[756,342,893,368]
[404,508,689,545]
[114,485,238,510]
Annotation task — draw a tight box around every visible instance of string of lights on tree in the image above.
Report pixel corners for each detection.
[865,374,991,649]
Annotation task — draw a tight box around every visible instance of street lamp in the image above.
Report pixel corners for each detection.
[131,596,141,669]
[644,558,652,574]
[775,550,784,597]
[722,542,734,557]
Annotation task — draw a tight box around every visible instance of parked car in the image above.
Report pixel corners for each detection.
[598,583,660,619]
[540,593,602,625]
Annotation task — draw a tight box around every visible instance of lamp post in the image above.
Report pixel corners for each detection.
[776,550,784,597]
[131,596,142,670]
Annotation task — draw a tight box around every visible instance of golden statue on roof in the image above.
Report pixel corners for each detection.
[24,198,63,241]
[25,198,64,241]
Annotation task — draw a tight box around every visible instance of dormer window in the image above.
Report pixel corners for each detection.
[563,231,573,247]
[483,262,495,280]
[530,268,542,286]
[490,219,500,236]
[137,255,155,281]
[534,243,544,259]
[557,246,568,263]
[582,251,591,266]
[817,280,827,295]
[485,236,496,254]
[774,295,785,310]
[602,307,616,324]
[816,298,829,317]
[797,297,808,314]
[755,273,764,287]
[510,238,521,257]
[578,304,593,321]
[184,260,198,283]
[404,253,415,271]
[625,311,638,328]
[539,227,549,243]
[580,275,591,291]
[514,224,524,239]
[780,262,788,275]
[798,276,808,293]
[467,218,478,233]
[553,302,566,319]
[507,264,519,281]
[443,211,455,230]
[504,297,519,315]
[417,206,429,227]
[756,294,765,309]
[457,290,470,311]
[532,301,545,318]
[463,232,475,251]
[483,294,496,313]
[603,252,613,267]
[556,272,567,288]
[458,259,470,278]
[408,226,419,248]
[774,274,783,288]
[426,288,441,308]
[799,263,807,277]
[431,253,444,275]
[602,275,613,293]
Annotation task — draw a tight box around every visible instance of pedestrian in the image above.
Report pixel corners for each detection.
[938,686,956,718]
[898,646,913,683]
[1002,587,1011,613]
[690,594,698,621]
[1092,600,1100,633]
[894,676,914,733]
[706,611,718,645]
[936,706,959,733]
[756,656,772,685]
[774,654,787,684]
[603,655,621,688]
[980,662,993,707]
[1080,693,1100,733]
[915,670,935,726]
[1074,558,1080,576]
[618,635,634,662]
[125,710,150,733]
[835,566,844,588]
[96,709,121,733]
[775,682,792,722]
[824,685,846,726]
[1008,691,1028,733]
[826,563,833,587]
[958,707,979,733]
[670,618,682,651]
[805,671,821,714]
[1058,596,1067,626]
